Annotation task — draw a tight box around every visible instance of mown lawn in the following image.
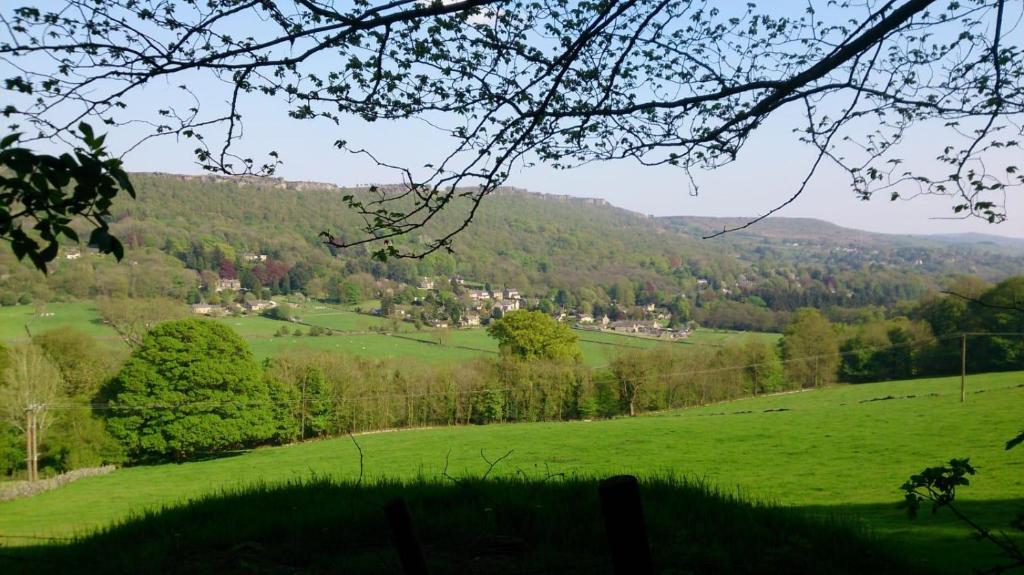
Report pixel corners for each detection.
[0,372,1021,573]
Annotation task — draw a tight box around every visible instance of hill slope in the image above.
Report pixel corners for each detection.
[1,372,1021,574]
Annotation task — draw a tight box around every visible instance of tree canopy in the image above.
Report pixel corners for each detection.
[487,310,582,361]
[103,319,279,461]
[1,0,1022,267]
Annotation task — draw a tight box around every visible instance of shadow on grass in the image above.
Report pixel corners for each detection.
[797,498,1024,575]
[0,476,932,575]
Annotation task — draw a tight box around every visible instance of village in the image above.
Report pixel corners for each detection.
[184,267,692,340]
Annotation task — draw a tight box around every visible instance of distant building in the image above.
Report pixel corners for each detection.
[468,290,492,301]
[216,278,241,292]
[503,288,521,300]
[578,314,595,324]
[419,277,436,290]
[190,303,218,315]
[429,319,449,328]
[242,252,268,262]
[495,299,520,313]
[460,314,481,327]
[245,300,276,312]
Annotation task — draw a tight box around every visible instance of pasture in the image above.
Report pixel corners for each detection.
[0,303,122,347]
[1,371,1021,573]
[0,301,778,366]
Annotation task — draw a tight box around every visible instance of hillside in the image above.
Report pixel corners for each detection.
[1,372,1020,574]
[2,172,1023,332]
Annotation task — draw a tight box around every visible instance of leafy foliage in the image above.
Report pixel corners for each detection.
[900,458,976,518]
[103,319,280,461]
[0,126,134,271]
[781,309,840,387]
[487,310,581,361]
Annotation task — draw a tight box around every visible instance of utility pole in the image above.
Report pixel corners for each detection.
[25,406,37,482]
[960,333,967,403]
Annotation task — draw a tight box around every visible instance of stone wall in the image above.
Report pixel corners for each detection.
[0,466,116,502]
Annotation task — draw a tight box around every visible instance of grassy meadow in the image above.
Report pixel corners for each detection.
[1,371,1021,574]
[0,301,777,367]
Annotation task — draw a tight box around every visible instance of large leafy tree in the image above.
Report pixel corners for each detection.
[487,310,582,361]
[781,308,840,387]
[1,1,1022,268]
[103,319,279,461]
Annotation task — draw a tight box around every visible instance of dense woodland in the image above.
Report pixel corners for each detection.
[2,173,1022,331]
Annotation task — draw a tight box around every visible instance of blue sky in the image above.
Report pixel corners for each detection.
[9,1,1023,239]
[112,82,1023,239]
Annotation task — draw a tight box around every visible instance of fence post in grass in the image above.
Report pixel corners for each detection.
[599,475,654,575]
[383,497,429,575]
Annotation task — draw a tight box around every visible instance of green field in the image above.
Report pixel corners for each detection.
[0,301,778,366]
[1,372,1021,573]
[0,303,123,347]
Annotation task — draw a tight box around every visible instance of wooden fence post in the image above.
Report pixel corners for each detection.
[383,497,429,575]
[599,475,654,575]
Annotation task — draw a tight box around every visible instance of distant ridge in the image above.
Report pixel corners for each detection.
[132,171,1020,251]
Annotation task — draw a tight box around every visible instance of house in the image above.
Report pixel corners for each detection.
[65,249,81,260]
[503,288,521,300]
[460,313,481,327]
[245,300,276,312]
[215,278,242,292]
[578,314,595,324]
[242,252,268,262]
[696,278,710,288]
[645,303,656,312]
[429,319,449,329]
[452,275,466,285]
[468,289,492,301]
[495,299,520,313]
[419,277,436,290]
[190,303,217,315]
[610,320,642,333]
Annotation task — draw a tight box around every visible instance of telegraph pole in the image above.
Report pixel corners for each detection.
[25,406,37,482]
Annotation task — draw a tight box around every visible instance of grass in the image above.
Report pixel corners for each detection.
[0,301,778,367]
[0,477,920,575]
[0,372,1021,573]
[0,303,123,348]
